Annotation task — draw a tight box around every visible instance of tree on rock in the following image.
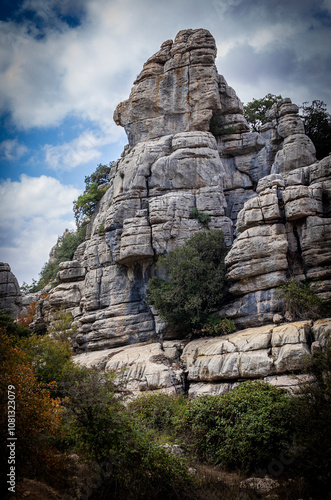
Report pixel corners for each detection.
[73,162,113,226]
[243,93,282,132]
[300,100,331,160]
[148,231,228,330]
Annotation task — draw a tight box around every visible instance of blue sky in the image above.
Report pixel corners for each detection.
[0,0,331,285]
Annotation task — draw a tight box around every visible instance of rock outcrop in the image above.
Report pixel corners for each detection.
[0,263,21,317]
[73,318,330,397]
[15,28,331,396]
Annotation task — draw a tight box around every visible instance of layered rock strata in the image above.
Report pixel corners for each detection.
[0,263,22,317]
[73,318,331,397]
[222,154,331,327]
[21,29,331,396]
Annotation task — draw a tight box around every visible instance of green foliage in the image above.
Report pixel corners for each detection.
[0,310,31,339]
[84,162,113,190]
[300,100,331,160]
[129,392,188,437]
[189,207,211,226]
[185,381,293,471]
[148,231,228,329]
[98,223,105,236]
[290,334,331,493]
[73,163,112,227]
[193,316,236,337]
[19,334,73,390]
[243,93,283,131]
[47,309,77,343]
[278,278,330,321]
[60,367,193,499]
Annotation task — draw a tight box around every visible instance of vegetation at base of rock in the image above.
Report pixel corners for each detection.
[2,318,331,499]
[148,230,228,329]
[0,310,31,338]
[189,206,211,226]
[128,392,188,438]
[46,308,77,343]
[192,316,236,337]
[182,381,293,471]
[290,334,331,488]
[243,93,282,132]
[278,278,331,320]
[0,329,64,488]
[73,163,113,226]
[300,100,331,160]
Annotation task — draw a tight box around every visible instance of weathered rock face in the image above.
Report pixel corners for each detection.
[36,28,331,348]
[18,28,330,396]
[73,318,331,397]
[0,263,22,317]
[222,154,331,327]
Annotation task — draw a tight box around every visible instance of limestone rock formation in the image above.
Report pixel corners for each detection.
[222,154,331,327]
[15,28,331,396]
[0,263,22,317]
[73,318,330,397]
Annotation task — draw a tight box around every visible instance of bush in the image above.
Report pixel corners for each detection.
[73,163,113,226]
[0,329,64,485]
[0,310,31,339]
[60,368,194,500]
[184,381,293,471]
[19,334,73,394]
[193,316,236,337]
[148,231,228,329]
[189,207,211,226]
[243,93,282,131]
[278,278,330,321]
[129,392,188,437]
[290,334,331,493]
[23,228,86,292]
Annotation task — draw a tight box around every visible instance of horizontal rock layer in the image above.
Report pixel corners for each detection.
[73,318,331,397]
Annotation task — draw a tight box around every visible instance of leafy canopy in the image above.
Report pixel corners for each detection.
[300,100,331,160]
[148,230,228,329]
[185,381,293,471]
[243,93,282,132]
[73,162,113,226]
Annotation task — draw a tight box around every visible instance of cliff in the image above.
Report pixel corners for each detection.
[14,29,331,396]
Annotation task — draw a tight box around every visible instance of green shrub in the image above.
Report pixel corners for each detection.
[189,207,211,226]
[148,230,228,329]
[47,309,77,343]
[185,381,293,471]
[193,316,236,337]
[278,278,330,320]
[129,392,188,437]
[290,334,331,492]
[60,368,194,499]
[19,334,73,392]
[73,163,113,227]
[0,310,31,339]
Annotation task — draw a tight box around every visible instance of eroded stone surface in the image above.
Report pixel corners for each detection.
[15,30,330,381]
[0,263,22,317]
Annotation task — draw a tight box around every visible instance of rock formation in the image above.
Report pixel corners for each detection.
[0,263,22,317]
[12,28,331,396]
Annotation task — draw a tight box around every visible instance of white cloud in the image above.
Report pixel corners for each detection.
[0,175,80,285]
[0,139,28,161]
[44,122,124,170]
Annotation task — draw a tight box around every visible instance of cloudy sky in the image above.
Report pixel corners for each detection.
[0,0,330,286]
